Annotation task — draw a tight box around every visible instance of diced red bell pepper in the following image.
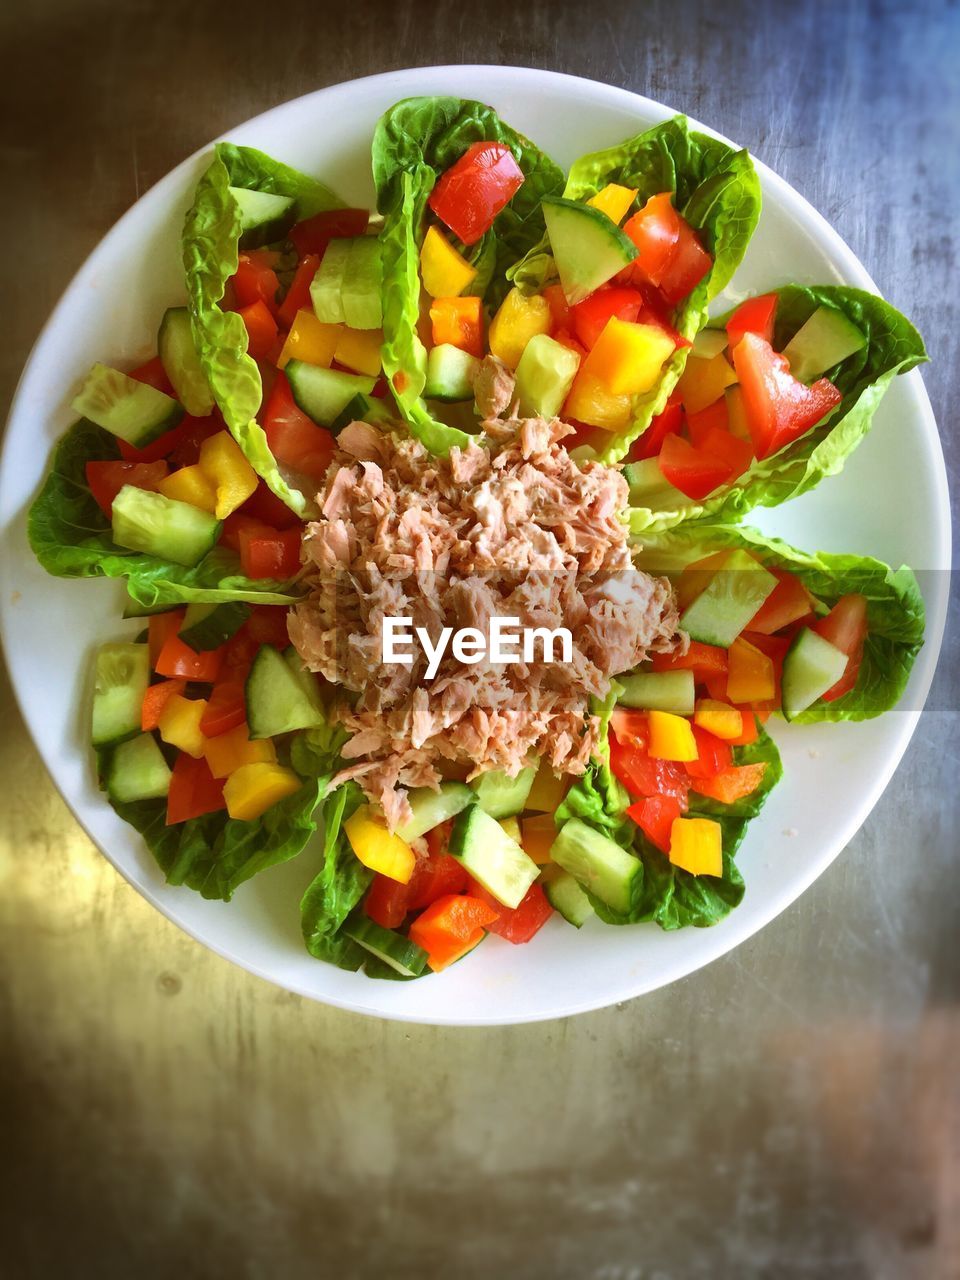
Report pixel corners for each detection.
[608,729,690,808]
[543,283,571,332]
[473,881,553,944]
[148,610,185,667]
[658,433,734,500]
[628,393,683,461]
[128,355,175,395]
[154,618,224,682]
[409,894,500,971]
[657,218,712,308]
[141,679,187,732]
[696,426,754,484]
[239,300,279,361]
[289,208,369,257]
[621,194,681,287]
[746,569,814,634]
[686,398,730,447]
[726,293,778,350]
[261,371,337,469]
[238,482,301,530]
[199,678,247,738]
[690,762,767,804]
[165,752,227,825]
[652,641,728,678]
[428,141,525,245]
[238,527,301,579]
[231,250,281,316]
[684,725,733,779]
[277,253,321,329]
[732,332,842,460]
[626,793,682,854]
[813,593,869,701]
[85,460,169,516]
[571,286,644,350]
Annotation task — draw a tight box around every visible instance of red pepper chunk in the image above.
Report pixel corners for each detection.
[166,753,227,825]
[813,594,869,701]
[231,250,281,316]
[86,460,169,516]
[732,332,842,460]
[238,300,279,361]
[277,253,322,329]
[151,612,224,682]
[409,894,499,972]
[684,725,733,779]
[128,355,175,395]
[629,394,683,461]
[626,794,682,854]
[621,194,682,287]
[658,433,735,500]
[199,678,247,739]
[428,141,524,245]
[238,527,301,580]
[726,293,778,350]
[657,219,712,308]
[289,208,369,257]
[571,286,644,350]
[608,729,690,809]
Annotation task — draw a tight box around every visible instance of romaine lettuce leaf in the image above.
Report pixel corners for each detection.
[27,420,301,607]
[182,142,344,516]
[300,781,372,970]
[628,285,927,533]
[633,523,925,721]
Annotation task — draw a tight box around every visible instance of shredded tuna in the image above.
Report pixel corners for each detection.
[472,355,517,420]
[289,417,681,828]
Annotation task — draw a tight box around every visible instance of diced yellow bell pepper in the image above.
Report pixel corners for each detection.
[525,760,570,813]
[277,309,341,371]
[562,368,632,430]
[694,698,744,741]
[676,550,732,610]
[157,694,208,759]
[344,805,416,884]
[585,318,676,396]
[419,225,478,298]
[499,816,522,844]
[726,638,776,704]
[647,709,698,762]
[223,762,302,822]
[669,817,722,877]
[156,465,218,514]
[677,350,738,414]
[334,327,383,377]
[725,385,752,441]
[521,814,556,865]
[203,723,277,780]
[587,183,639,224]
[197,430,259,519]
[488,287,552,370]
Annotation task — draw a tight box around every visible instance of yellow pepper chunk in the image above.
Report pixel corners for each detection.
[669,817,722,877]
[525,759,570,813]
[156,465,218,514]
[587,183,638,224]
[725,385,752,440]
[157,694,208,759]
[223,762,302,822]
[694,698,744,741]
[647,709,698,762]
[521,814,556,865]
[726,638,776,704]
[677,350,738,414]
[198,430,259,519]
[585,318,676,396]
[488,287,552,370]
[420,225,477,298]
[334,327,383,377]
[562,368,632,430]
[277,309,342,371]
[344,805,416,884]
[203,723,277,780]
[499,816,522,844]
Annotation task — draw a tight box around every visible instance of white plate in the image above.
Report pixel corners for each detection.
[0,67,949,1025]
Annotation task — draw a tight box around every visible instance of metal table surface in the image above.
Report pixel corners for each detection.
[1,2,957,1276]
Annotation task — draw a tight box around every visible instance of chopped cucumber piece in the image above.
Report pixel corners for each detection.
[624,457,688,509]
[158,307,214,416]
[91,642,151,747]
[105,732,172,803]
[514,333,581,418]
[310,239,352,323]
[469,766,536,819]
[179,601,251,651]
[424,343,480,402]
[618,670,695,716]
[692,327,729,359]
[394,782,474,843]
[111,485,221,567]
[544,868,594,927]
[330,392,394,434]
[285,360,376,427]
[541,196,638,305]
[449,805,539,908]
[550,818,641,915]
[343,912,429,977]
[679,549,778,648]
[72,363,183,447]
[781,627,849,720]
[341,236,384,330]
[781,305,866,383]
[245,645,325,738]
[230,186,296,249]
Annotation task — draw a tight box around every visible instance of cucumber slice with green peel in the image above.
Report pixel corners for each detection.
[111,485,221,567]
[245,645,326,738]
[310,238,352,323]
[618,670,695,716]
[692,327,729,359]
[72,363,183,447]
[158,307,214,416]
[105,732,172,804]
[781,627,849,720]
[230,186,296,250]
[179,601,251,651]
[679,549,778,648]
[341,236,384,330]
[285,360,376,427]
[514,333,581,418]
[394,782,474,843]
[541,196,638,305]
[781,305,866,383]
[424,344,480,402]
[624,458,688,508]
[449,805,539,908]
[469,766,536,819]
[342,912,429,977]
[544,868,594,927]
[330,392,394,433]
[91,642,151,747]
[550,818,641,915]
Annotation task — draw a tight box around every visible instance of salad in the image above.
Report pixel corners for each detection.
[26,99,926,980]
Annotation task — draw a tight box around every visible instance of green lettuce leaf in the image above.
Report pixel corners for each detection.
[300,782,372,970]
[182,142,344,516]
[372,96,565,454]
[633,523,925,721]
[628,285,927,534]
[27,420,301,607]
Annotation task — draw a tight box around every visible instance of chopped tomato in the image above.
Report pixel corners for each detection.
[472,881,553,944]
[813,594,868,701]
[141,679,187,732]
[726,293,778,349]
[244,605,291,650]
[621,194,681,287]
[690,763,767,804]
[277,253,322,329]
[166,753,227,825]
[653,641,728,678]
[543,283,571,331]
[148,610,184,667]
[261,371,337,468]
[116,410,220,464]
[364,874,412,930]
[409,894,500,971]
[85,460,168,515]
[238,526,301,579]
[128,355,175,395]
[428,141,525,245]
[696,426,754,483]
[220,513,277,555]
[732,333,842,459]
[658,433,734,500]
[686,398,729,448]
[626,793,682,853]
[156,630,224,682]
[684,725,733,779]
[657,218,712,308]
[289,208,369,256]
[238,300,279,361]
[239,482,301,530]
[199,678,247,738]
[407,853,469,911]
[746,569,814,634]
[231,250,281,316]
[609,730,690,807]
[571,286,644,350]
[628,393,683,461]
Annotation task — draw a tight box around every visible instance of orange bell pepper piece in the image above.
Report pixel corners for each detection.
[429,296,483,357]
[408,894,499,972]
